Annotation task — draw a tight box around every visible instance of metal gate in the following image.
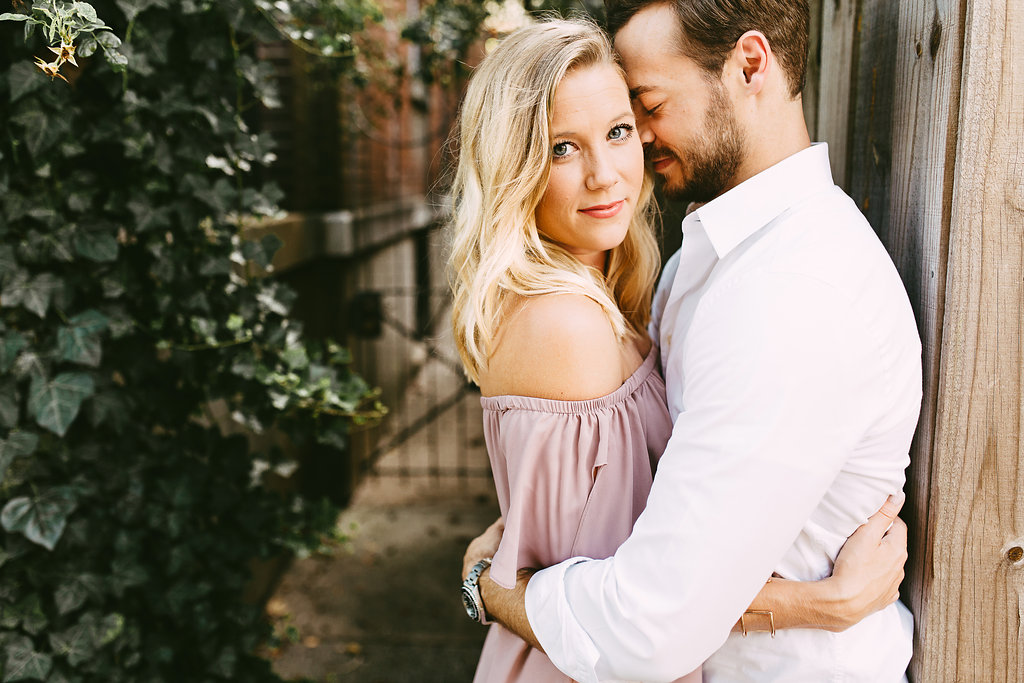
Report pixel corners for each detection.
[345,225,492,491]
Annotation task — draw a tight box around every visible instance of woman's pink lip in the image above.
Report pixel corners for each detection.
[579,200,625,218]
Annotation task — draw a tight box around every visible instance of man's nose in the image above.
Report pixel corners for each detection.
[637,116,655,146]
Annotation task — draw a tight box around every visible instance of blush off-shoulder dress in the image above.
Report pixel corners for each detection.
[473,350,701,683]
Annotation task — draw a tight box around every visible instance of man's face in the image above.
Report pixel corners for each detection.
[614,3,746,203]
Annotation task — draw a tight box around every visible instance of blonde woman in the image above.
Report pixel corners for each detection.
[450,18,906,683]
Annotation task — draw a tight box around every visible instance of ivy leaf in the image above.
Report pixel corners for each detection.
[87,390,128,433]
[24,274,60,318]
[29,373,96,436]
[2,273,60,319]
[1,486,77,551]
[108,558,148,597]
[0,384,18,429]
[0,332,27,373]
[48,619,94,667]
[46,611,123,669]
[281,342,309,370]
[12,351,46,380]
[8,595,47,635]
[126,199,171,233]
[208,646,236,678]
[3,635,53,682]
[95,613,124,647]
[0,431,38,486]
[44,666,74,683]
[0,270,28,309]
[57,311,109,367]
[0,246,15,277]
[189,317,216,344]
[54,574,102,616]
[72,231,118,263]
[115,0,163,22]
[12,108,69,161]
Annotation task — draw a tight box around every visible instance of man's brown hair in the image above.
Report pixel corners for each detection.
[605,0,809,98]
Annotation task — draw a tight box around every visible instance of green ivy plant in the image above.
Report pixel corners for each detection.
[404,0,606,82]
[0,0,613,680]
[0,1,126,82]
[0,0,386,681]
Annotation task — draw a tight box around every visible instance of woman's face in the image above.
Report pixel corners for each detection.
[534,63,645,270]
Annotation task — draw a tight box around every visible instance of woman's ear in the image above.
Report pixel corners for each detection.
[734,30,772,94]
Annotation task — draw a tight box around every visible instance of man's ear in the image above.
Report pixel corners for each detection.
[733,30,771,94]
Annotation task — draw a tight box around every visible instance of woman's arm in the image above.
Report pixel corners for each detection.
[733,493,908,633]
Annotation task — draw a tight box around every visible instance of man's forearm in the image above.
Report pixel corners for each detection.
[480,567,544,652]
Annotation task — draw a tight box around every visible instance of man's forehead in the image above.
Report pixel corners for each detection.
[612,6,683,93]
[612,2,682,58]
[627,84,659,101]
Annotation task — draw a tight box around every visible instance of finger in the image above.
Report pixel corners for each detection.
[881,516,908,544]
[856,493,906,539]
[876,492,906,520]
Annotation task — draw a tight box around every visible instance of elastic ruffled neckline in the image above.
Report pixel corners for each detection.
[479,348,659,415]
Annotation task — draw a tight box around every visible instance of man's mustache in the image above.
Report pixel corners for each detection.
[644,145,679,165]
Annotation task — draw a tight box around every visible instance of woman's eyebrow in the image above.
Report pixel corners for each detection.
[552,112,635,139]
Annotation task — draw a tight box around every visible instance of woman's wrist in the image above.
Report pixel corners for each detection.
[801,576,859,632]
[735,576,857,634]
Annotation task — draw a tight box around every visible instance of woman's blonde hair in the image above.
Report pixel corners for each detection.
[447,17,661,384]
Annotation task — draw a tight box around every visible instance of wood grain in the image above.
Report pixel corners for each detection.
[920,0,1024,678]
[815,0,857,185]
[808,1,1024,678]
[802,0,822,138]
[876,1,966,677]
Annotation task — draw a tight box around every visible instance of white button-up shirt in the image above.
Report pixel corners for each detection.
[524,144,921,682]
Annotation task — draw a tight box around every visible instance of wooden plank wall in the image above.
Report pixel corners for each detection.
[926,1,1024,678]
[809,0,1024,679]
[815,0,857,187]
[879,3,964,677]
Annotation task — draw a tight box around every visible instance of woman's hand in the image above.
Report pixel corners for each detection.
[463,516,505,580]
[821,493,908,631]
[736,493,908,634]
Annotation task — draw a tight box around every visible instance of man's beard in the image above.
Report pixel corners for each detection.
[650,83,745,204]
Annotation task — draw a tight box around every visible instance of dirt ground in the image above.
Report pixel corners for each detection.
[266,471,500,683]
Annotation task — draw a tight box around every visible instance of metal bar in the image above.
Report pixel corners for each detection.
[363,385,472,468]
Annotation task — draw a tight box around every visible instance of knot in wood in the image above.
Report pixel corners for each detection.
[1008,546,1024,563]
[929,22,942,60]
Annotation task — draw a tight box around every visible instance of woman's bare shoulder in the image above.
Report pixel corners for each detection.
[481,294,622,401]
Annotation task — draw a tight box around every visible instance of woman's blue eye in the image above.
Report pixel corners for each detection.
[553,142,571,157]
[609,124,633,140]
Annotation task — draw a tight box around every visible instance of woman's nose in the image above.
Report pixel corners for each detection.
[585,151,618,191]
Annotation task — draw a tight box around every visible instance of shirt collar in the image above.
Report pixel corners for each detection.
[683,143,835,258]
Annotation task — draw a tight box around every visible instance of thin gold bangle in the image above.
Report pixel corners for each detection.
[740,610,775,637]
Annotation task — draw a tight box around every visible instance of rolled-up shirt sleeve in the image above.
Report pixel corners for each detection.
[525,270,882,683]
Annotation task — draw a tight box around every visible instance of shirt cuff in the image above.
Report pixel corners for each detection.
[525,557,602,683]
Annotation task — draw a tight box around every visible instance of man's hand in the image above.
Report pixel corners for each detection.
[463,516,504,579]
[824,493,908,631]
